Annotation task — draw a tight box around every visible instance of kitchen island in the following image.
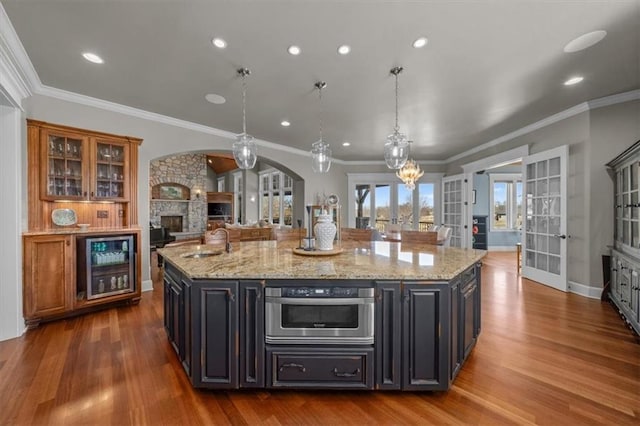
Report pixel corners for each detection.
[159,240,485,391]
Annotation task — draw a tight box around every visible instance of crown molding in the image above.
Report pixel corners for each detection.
[447,89,640,164]
[0,3,33,107]
[2,3,638,167]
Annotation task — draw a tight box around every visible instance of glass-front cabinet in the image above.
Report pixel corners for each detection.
[607,140,640,336]
[614,158,640,251]
[39,129,129,202]
[41,130,88,200]
[93,140,129,200]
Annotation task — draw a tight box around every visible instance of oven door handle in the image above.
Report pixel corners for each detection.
[265,297,374,305]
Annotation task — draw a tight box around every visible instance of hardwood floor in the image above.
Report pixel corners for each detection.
[1,251,638,425]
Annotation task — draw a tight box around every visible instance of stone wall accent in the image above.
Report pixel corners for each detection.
[149,153,208,233]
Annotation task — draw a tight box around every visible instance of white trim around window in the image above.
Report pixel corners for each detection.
[489,173,522,232]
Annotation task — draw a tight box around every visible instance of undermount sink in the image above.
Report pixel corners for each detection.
[181,250,223,259]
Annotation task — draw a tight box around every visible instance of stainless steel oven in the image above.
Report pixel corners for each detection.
[265,287,375,345]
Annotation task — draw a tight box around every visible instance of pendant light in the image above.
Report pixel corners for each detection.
[311,81,332,173]
[396,141,424,190]
[232,67,257,169]
[384,66,409,169]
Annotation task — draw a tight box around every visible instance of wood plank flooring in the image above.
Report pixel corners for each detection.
[1,252,638,425]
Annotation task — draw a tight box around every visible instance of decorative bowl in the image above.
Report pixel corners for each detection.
[51,208,77,226]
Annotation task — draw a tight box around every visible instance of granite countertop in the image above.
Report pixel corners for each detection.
[23,226,141,236]
[158,240,486,281]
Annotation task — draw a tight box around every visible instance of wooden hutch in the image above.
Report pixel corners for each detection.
[22,119,143,327]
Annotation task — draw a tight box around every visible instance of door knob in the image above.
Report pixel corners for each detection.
[553,234,568,239]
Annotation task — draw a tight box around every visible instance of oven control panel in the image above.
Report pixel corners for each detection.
[281,287,359,298]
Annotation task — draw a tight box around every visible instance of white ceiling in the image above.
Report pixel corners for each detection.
[2,0,639,162]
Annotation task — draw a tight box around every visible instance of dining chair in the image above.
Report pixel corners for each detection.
[341,228,373,242]
[400,230,438,245]
[275,227,307,242]
[436,226,452,247]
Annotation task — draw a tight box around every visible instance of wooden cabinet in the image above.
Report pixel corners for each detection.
[374,281,401,390]
[238,281,265,387]
[27,119,142,230]
[23,119,143,328]
[607,141,640,335]
[187,279,264,389]
[402,283,450,391]
[23,234,74,326]
[23,230,142,328]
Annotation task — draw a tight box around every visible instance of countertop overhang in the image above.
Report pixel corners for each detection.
[158,240,486,281]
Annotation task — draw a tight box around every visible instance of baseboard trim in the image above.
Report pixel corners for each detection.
[142,279,154,292]
[568,281,602,299]
[486,246,518,252]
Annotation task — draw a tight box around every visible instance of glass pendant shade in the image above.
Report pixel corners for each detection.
[396,158,424,190]
[311,140,332,173]
[311,81,332,173]
[385,66,409,170]
[233,133,257,169]
[384,130,409,169]
[233,68,256,169]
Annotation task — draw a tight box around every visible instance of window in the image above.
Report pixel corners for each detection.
[217,177,225,192]
[259,170,294,226]
[490,173,522,231]
[348,173,442,231]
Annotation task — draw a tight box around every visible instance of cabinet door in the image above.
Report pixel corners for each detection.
[461,280,478,359]
[192,281,238,388]
[375,281,401,390]
[40,129,89,201]
[23,235,74,324]
[239,281,264,388]
[180,277,192,376]
[402,284,449,390]
[449,279,461,380]
[91,139,129,201]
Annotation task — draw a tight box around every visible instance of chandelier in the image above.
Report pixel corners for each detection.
[311,81,332,173]
[396,142,424,190]
[232,67,257,169]
[384,66,409,169]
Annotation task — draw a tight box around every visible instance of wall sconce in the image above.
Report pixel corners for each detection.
[196,190,201,199]
[250,195,256,203]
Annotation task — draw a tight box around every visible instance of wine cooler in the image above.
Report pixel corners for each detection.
[77,235,135,300]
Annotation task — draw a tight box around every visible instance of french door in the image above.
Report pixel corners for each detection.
[442,174,467,248]
[522,146,568,292]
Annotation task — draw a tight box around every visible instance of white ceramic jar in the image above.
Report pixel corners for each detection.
[314,212,336,250]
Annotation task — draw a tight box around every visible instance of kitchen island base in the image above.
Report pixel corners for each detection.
[161,242,482,391]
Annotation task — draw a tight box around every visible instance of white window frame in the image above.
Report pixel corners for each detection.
[259,169,294,226]
[217,177,225,192]
[346,173,444,230]
[233,171,243,224]
[489,173,522,232]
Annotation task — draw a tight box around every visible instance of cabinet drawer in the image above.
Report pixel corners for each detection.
[267,347,373,389]
[461,265,476,285]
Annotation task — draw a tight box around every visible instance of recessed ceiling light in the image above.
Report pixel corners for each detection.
[82,52,103,64]
[564,76,584,86]
[281,120,291,127]
[212,38,227,49]
[337,45,351,55]
[563,30,606,53]
[342,142,351,147]
[208,159,212,163]
[288,45,301,55]
[412,37,428,48]
[205,93,226,104]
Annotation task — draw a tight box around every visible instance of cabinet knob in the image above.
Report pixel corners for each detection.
[83,191,87,197]
[91,191,94,197]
